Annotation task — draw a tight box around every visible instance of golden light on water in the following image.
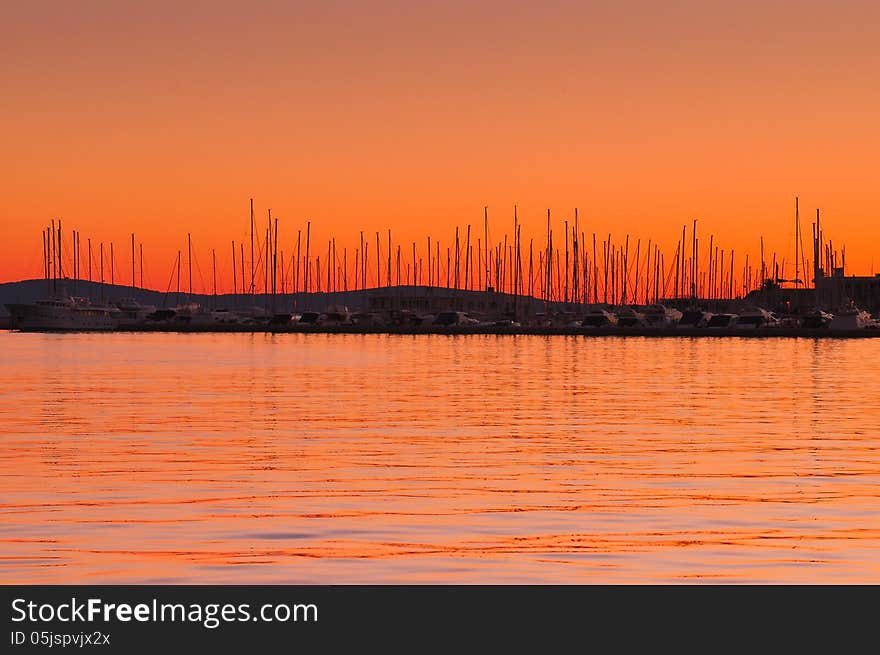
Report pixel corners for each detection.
[2,333,879,583]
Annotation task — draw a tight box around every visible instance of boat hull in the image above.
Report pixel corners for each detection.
[4,303,118,331]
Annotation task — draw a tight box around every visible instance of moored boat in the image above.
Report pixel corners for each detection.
[829,303,875,330]
[677,309,713,328]
[705,313,737,328]
[580,307,617,328]
[5,295,118,331]
[639,304,683,327]
[614,306,646,327]
[733,307,779,329]
[114,298,157,327]
[801,309,833,329]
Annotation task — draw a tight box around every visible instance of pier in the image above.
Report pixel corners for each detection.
[110,323,880,338]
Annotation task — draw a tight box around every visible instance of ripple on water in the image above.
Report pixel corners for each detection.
[1,333,879,582]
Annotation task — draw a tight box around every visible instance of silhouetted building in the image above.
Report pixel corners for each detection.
[816,271,880,313]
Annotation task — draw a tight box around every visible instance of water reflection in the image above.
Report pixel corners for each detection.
[0,332,878,582]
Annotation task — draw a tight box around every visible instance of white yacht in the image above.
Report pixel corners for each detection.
[5,296,118,331]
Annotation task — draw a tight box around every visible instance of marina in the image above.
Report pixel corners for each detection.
[6,3,880,641]
[5,199,880,337]
[4,282,880,337]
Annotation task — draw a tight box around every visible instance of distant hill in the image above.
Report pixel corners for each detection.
[0,278,374,317]
[1,278,570,330]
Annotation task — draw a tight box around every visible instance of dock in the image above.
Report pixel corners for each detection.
[106,323,880,338]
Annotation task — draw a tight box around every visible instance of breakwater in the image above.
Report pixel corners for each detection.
[104,324,880,338]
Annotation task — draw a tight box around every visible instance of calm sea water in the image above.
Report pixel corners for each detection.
[1,332,878,583]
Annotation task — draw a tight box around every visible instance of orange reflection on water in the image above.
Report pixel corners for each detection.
[1,332,879,582]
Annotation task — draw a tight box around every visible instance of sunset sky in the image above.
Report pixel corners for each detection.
[3,1,879,289]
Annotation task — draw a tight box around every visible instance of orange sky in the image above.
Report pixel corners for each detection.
[3,1,879,289]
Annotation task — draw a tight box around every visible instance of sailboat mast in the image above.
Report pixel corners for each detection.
[305,221,311,293]
[546,210,551,305]
[187,233,192,299]
[564,220,569,303]
[57,220,63,281]
[572,223,579,304]
[483,207,489,291]
[814,208,821,307]
[465,224,471,290]
[273,215,278,310]
[72,231,77,292]
[795,197,800,289]
[691,219,697,301]
[239,243,245,297]
[760,236,765,287]
[295,229,301,295]
[249,198,255,296]
[42,229,49,293]
[264,229,269,301]
[131,233,136,290]
[100,242,104,302]
[51,221,57,290]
